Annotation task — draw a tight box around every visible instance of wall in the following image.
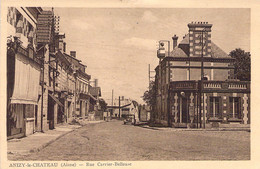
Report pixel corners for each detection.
[170,61,230,81]
[25,119,34,136]
[7,7,37,49]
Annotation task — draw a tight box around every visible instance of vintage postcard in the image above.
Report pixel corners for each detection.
[0,0,259,169]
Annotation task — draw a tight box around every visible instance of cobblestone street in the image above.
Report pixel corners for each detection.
[9,120,250,161]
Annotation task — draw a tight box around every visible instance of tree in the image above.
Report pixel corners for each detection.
[229,48,251,81]
[142,81,156,106]
[99,99,107,112]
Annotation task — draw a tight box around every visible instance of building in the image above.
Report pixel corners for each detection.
[63,51,95,120]
[48,32,77,126]
[107,97,139,122]
[6,7,105,139]
[89,84,103,120]
[7,7,43,139]
[154,22,250,128]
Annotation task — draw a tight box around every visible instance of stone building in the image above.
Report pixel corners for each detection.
[154,22,250,128]
[6,7,105,139]
[63,51,94,120]
[7,7,43,139]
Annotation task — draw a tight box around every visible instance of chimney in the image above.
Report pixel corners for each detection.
[63,42,66,53]
[187,21,212,57]
[172,34,178,49]
[94,79,98,87]
[70,51,76,58]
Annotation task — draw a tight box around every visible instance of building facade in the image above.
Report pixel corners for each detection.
[6,7,102,139]
[107,97,139,122]
[63,51,95,120]
[7,7,43,139]
[154,22,250,128]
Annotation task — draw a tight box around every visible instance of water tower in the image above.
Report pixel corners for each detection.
[157,42,166,60]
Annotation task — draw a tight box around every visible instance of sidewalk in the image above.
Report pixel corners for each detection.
[7,120,104,156]
[140,125,251,132]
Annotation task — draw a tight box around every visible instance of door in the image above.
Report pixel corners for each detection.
[35,105,38,130]
[48,95,55,129]
[7,104,25,139]
[181,97,189,123]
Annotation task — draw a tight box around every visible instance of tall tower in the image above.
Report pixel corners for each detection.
[188,22,212,57]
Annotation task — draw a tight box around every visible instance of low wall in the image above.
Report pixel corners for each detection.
[25,118,34,136]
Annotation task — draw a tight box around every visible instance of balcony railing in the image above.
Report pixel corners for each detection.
[202,81,250,92]
[204,82,221,89]
[170,80,250,92]
[228,83,247,89]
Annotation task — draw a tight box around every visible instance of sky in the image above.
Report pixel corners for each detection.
[51,8,250,104]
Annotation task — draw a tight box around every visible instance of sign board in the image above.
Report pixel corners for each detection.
[37,11,53,44]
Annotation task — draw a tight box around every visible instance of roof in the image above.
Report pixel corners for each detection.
[87,93,97,101]
[179,34,189,45]
[169,34,229,58]
[79,62,87,67]
[211,42,229,58]
[170,47,188,57]
[56,51,71,66]
[89,87,101,97]
[63,53,82,62]
[77,69,91,80]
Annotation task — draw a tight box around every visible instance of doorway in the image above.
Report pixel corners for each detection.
[180,97,190,123]
[48,95,55,129]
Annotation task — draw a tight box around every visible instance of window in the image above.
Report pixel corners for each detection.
[229,97,241,119]
[210,97,220,118]
[25,105,34,118]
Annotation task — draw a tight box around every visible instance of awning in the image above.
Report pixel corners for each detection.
[107,103,131,109]
[79,93,97,101]
[88,93,97,101]
[10,53,41,105]
[48,93,64,107]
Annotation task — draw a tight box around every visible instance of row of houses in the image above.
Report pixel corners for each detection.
[6,7,102,139]
[153,22,250,128]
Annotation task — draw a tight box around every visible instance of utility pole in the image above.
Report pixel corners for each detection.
[200,29,206,129]
[119,96,121,118]
[158,40,170,123]
[148,64,156,90]
[149,64,151,89]
[111,89,114,115]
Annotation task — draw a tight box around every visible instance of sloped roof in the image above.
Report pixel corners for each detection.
[63,53,82,62]
[170,47,188,57]
[179,34,189,45]
[169,34,229,58]
[77,69,91,80]
[56,51,71,66]
[211,42,229,58]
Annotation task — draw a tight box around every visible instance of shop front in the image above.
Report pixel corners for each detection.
[7,46,41,139]
[169,80,250,128]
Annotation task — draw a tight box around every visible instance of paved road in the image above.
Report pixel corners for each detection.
[10,120,250,160]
